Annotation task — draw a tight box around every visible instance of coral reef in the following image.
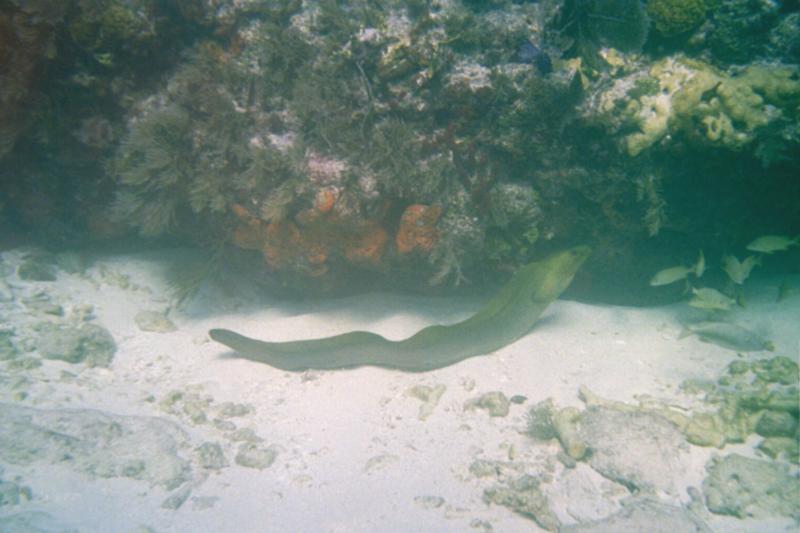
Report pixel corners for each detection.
[0,1,64,159]
[0,0,797,298]
[647,0,708,36]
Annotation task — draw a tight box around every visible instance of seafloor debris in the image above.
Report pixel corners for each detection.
[134,310,177,333]
[406,384,446,421]
[464,391,511,417]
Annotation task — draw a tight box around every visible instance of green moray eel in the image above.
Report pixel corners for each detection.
[209,246,590,372]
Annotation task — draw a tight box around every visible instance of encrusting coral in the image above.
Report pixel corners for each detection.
[588,57,800,159]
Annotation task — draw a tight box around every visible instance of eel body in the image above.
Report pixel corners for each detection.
[209,246,590,372]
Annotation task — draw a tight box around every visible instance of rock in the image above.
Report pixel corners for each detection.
[0,476,32,506]
[553,407,587,460]
[134,310,177,333]
[577,407,691,495]
[465,391,510,417]
[560,498,711,532]
[235,443,277,470]
[35,322,116,367]
[0,403,192,490]
[703,454,800,519]
[0,511,77,533]
[484,474,560,531]
[754,410,797,438]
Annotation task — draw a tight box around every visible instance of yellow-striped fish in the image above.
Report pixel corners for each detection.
[650,250,705,286]
[746,235,800,254]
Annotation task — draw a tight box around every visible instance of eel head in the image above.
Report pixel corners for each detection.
[529,245,591,303]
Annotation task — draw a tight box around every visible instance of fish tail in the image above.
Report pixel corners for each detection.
[677,326,693,340]
[736,291,746,309]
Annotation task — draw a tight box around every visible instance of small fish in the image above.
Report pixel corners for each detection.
[694,249,706,278]
[689,287,735,311]
[680,321,774,352]
[649,250,705,286]
[517,40,552,74]
[722,254,760,285]
[746,234,800,254]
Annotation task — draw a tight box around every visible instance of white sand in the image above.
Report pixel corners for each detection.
[0,247,797,532]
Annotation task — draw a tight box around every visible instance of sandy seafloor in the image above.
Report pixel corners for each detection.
[0,247,797,533]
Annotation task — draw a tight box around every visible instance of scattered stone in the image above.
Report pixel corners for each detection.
[191,496,218,510]
[17,260,57,281]
[484,474,560,531]
[703,454,800,519]
[363,453,399,473]
[215,402,253,418]
[160,390,212,425]
[406,384,446,420]
[227,427,263,443]
[414,495,445,509]
[135,310,177,333]
[195,442,228,470]
[34,322,116,367]
[0,403,192,490]
[560,498,711,532]
[465,391,510,417]
[235,443,277,470]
